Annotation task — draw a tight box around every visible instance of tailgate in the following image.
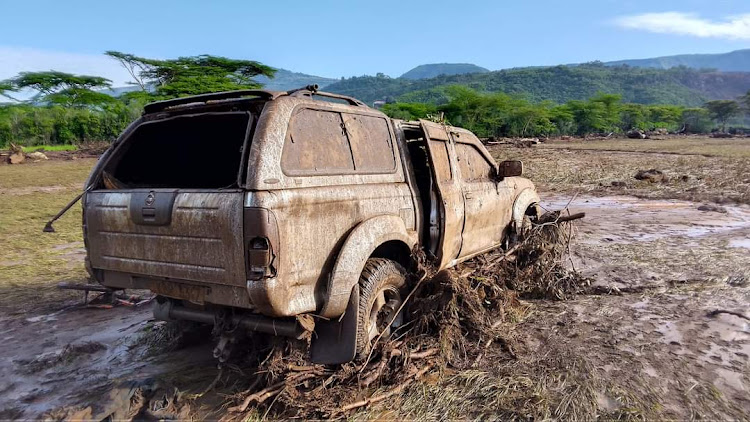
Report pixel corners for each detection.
[86,190,245,286]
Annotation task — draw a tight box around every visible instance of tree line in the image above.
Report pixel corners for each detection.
[382,86,750,138]
[0,52,275,148]
[1,51,749,148]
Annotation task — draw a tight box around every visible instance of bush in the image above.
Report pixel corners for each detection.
[0,102,142,147]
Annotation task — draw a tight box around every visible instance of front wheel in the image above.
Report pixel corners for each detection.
[355,258,407,360]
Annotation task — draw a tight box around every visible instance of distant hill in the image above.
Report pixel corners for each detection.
[255,68,338,91]
[606,49,750,72]
[324,64,750,106]
[400,63,489,80]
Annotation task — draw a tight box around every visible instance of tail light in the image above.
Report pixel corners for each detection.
[247,237,272,280]
[244,208,279,281]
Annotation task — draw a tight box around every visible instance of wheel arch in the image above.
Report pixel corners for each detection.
[320,215,416,318]
[512,188,541,234]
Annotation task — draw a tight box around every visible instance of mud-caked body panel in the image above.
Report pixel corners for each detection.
[87,191,246,285]
[245,186,416,317]
[243,96,419,316]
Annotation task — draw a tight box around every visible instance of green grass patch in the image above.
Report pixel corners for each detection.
[0,160,95,312]
[21,145,78,153]
[0,188,87,299]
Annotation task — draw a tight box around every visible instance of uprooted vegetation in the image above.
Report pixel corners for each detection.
[113,213,594,420]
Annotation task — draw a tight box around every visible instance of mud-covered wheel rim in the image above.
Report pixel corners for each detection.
[367,285,403,342]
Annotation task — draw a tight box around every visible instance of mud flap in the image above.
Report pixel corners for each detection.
[310,286,359,365]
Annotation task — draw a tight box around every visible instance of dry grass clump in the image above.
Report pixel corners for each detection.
[543,136,750,158]
[492,144,750,204]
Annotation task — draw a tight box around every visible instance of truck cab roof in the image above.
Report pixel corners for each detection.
[142,85,368,115]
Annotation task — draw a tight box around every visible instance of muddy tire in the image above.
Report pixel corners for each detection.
[512,206,541,244]
[355,258,407,360]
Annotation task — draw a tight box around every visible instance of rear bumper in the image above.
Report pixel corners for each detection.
[99,269,254,310]
[98,269,319,317]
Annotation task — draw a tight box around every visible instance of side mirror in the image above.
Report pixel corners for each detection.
[497,160,523,178]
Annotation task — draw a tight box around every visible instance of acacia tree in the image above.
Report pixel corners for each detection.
[104,51,151,91]
[704,100,740,132]
[105,51,276,98]
[5,71,114,108]
[0,81,19,102]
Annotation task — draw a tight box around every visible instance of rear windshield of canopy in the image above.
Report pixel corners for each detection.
[104,112,252,189]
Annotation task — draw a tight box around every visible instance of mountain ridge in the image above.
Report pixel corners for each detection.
[322,64,750,107]
[93,49,750,105]
[400,63,489,80]
[605,49,750,72]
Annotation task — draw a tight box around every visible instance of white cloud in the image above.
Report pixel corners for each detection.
[0,46,133,86]
[614,12,750,40]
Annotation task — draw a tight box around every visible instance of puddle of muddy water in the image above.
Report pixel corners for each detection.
[542,195,750,245]
[656,321,684,345]
[0,304,218,419]
[729,238,750,249]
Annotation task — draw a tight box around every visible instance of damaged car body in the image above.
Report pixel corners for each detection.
[79,85,541,364]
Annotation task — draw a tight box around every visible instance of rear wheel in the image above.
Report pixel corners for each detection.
[355,258,407,360]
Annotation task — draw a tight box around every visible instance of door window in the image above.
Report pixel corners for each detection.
[282,108,398,176]
[455,143,493,182]
[282,109,354,175]
[342,114,396,172]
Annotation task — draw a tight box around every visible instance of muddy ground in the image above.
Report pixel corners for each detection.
[0,190,747,419]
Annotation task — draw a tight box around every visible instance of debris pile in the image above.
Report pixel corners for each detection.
[5,143,25,164]
[2,143,49,164]
[635,168,668,183]
[484,137,541,147]
[627,130,647,139]
[124,213,587,420]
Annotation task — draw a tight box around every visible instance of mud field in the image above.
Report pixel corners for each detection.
[1,139,749,419]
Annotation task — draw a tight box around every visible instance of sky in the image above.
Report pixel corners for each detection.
[1,0,749,86]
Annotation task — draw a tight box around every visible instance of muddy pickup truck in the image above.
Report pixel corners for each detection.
[77,85,540,364]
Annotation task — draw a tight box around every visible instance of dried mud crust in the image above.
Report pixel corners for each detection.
[521,283,750,419]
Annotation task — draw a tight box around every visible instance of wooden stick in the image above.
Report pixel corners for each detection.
[342,364,434,412]
[230,380,284,413]
[409,348,437,359]
[287,364,318,372]
[230,372,320,413]
[556,212,585,223]
[360,358,388,387]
